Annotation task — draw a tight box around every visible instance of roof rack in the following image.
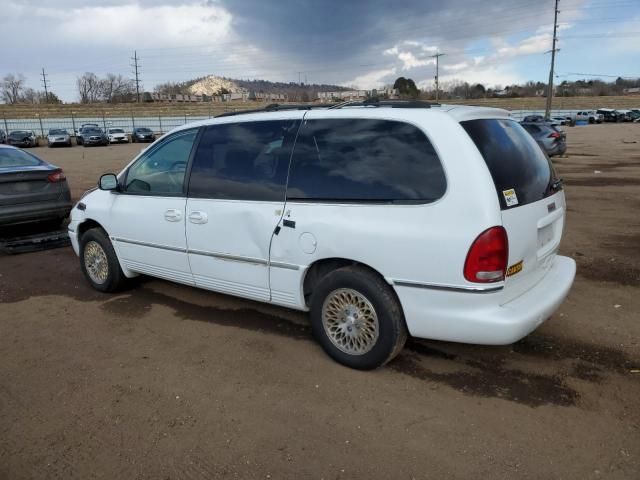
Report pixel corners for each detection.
[329,97,439,109]
[214,98,439,118]
[215,103,334,118]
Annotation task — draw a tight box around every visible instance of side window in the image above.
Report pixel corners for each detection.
[286,119,446,202]
[125,129,197,195]
[188,120,299,201]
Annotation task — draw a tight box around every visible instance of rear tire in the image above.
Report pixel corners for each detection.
[309,266,407,370]
[79,228,128,293]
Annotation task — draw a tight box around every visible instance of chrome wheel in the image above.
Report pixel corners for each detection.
[84,240,109,284]
[322,288,379,355]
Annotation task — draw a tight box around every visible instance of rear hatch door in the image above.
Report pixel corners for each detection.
[461,118,565,303]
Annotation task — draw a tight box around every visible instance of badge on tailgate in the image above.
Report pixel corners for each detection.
[506,260,523,277]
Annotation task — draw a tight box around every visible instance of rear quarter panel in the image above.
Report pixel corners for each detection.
[269,109,503,308]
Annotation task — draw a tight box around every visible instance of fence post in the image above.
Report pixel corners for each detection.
[158,115,163,135]
[184,113,187,125]
[3,117,8,136]
[131,111,135,130]
[102,112,107,131]
[36,113,44,138]
[71,111,76,136]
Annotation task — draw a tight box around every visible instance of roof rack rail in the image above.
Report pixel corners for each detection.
[329,97,439,109]
[215,103,335,118]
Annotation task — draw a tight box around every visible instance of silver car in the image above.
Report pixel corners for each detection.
[47,128,72,147]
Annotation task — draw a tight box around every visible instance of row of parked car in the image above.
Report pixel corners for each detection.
[0,126,157,148]
[528,108,640,126]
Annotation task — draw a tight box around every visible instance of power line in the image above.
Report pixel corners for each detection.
[41,68,49,103]
[131,50,142,102]
[544,0,560,119]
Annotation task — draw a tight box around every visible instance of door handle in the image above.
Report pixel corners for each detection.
[188,211,208,224]
[164,209,182,222]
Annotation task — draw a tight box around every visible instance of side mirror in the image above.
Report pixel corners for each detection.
[99,173,119,191]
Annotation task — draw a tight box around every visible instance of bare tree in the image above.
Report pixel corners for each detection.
[100,73,134,103]
[1,73,26,104]
[76,72,101,103]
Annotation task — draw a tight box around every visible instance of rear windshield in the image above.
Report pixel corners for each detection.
[461,119,559,209]
[0,148,41,168]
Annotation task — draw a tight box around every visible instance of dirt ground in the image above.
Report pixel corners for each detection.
[1,124,639,480]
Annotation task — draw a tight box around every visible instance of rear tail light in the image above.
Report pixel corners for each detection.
[464,226,509,283]
[47,169,66,183]
[548,132,562,139]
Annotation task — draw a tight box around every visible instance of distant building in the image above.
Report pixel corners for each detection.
[252,92,288,102]
[317,88,399,102]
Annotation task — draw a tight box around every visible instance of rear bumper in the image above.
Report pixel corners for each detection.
[395,255,576,345]
[0,201,72,226]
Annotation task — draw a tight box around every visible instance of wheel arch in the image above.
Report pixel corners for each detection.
[301,257,395,308]
[77,218,106,239]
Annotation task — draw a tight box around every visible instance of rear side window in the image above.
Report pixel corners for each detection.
[188,120,299,201]
[286,119,446,202]
[461,119,557,209]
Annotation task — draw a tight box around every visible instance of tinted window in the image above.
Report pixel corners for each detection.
[188,120,299,201]
[286,119,446,202]
[521,124,541,135]
[125,129,197,194]
[0,148,41,168]
[461,119,558,209]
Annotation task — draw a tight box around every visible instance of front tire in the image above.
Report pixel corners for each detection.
[309,266,407,370]
[79,228,128,293]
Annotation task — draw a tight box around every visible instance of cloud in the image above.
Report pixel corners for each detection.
[398,52,436,70]
[344,67,397,90]
[443,62,469,72]
[43,3,233,48]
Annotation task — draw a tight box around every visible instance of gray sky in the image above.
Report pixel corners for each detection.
[1,0,639,101]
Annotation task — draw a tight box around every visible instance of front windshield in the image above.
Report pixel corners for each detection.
[109,129,124,133]
[49,129,67,135]
[10,131,29,136]
[85,128,103,134]
[137,128,151,133]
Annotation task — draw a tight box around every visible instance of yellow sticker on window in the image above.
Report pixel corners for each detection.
[506,260,523,277]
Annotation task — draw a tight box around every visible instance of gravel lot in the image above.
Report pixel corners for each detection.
[1,124,639,479]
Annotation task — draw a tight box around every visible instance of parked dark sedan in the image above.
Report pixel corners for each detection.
[131,127,156,143]
[0,145,72,226]
[7,130,38,148]
[80,127,109,147]
[520,122,567,157]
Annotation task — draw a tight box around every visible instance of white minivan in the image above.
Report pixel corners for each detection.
[68,101,576,369]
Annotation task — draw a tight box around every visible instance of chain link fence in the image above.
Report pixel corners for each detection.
[1,109,585,139]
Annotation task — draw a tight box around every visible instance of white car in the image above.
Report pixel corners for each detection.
[68,102,576,369]
[107,128,129,144]
[574,111,603,124]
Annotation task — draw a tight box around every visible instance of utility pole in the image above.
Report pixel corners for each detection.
[41,68,49,103]
[131,50,141,103]
[544,0,560,119]
[430,53,445,101]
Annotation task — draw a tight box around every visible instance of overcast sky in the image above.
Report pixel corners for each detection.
[1,0,639,101]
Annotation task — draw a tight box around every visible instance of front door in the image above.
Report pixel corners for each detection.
[185,117,302,302]
[109,128,199,285]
